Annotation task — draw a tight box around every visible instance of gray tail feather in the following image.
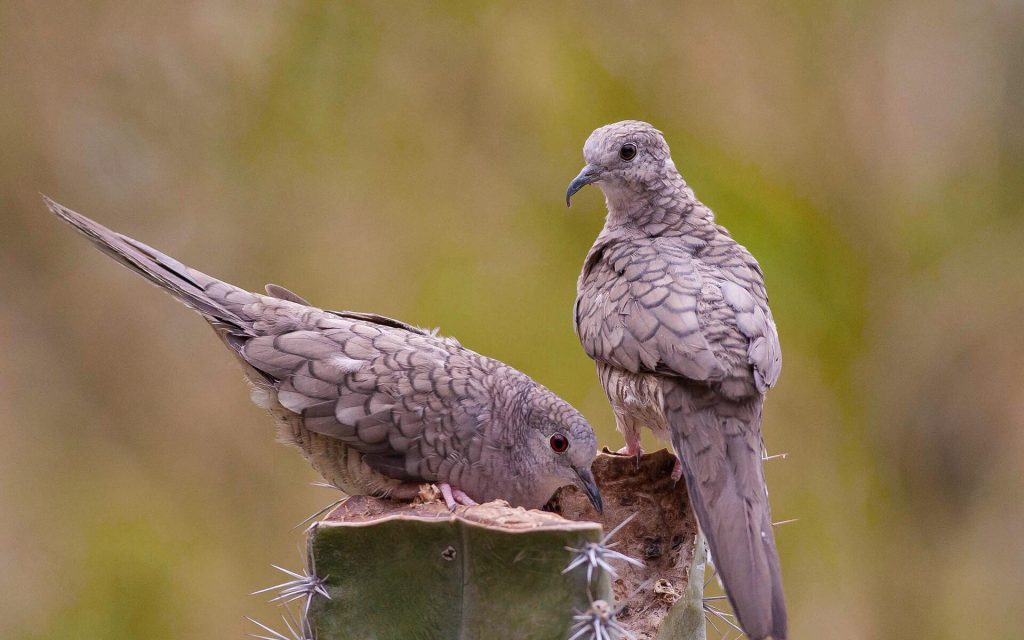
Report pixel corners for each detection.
[663,381,788,640]
[43,196,248,338]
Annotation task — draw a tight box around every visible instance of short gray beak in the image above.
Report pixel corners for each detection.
[565,164,602,207]
[575,466,603,513]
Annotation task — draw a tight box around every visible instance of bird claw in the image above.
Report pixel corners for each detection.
[438,483,479,511]
[618,442,682,481]
[670,457,683,483]
[615,443,644,469]
[615,444,643,456]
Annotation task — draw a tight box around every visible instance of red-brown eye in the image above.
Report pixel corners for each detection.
[619,143,637,161]
[549,434,569,453]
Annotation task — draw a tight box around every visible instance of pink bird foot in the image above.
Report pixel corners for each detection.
[616,441,644,469]
[671,456,683,483]
[615,443,644,457]
[439,483,479,511]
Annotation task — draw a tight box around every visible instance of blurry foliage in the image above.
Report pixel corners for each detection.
[1,1,1022,638]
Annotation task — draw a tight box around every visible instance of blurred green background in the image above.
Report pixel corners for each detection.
[2,2,1022,638]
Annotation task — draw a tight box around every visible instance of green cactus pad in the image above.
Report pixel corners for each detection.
[307,497,612,640]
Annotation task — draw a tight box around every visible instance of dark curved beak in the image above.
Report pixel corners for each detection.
[566,164,603,207]
[575,466,603,513]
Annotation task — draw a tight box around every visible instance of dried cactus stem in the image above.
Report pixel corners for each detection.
[657,529,707,640]
[553,449,703,638]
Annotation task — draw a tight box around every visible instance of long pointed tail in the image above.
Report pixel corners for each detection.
[43,196,248,339]
[663,380,787,640]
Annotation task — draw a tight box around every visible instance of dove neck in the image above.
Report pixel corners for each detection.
[601,167,716,239]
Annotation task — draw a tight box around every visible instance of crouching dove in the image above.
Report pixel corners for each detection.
[43,197,602,513]
[566,122,786,639]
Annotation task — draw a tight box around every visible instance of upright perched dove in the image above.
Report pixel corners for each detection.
[566,122,786,639]
[43,197,602,513]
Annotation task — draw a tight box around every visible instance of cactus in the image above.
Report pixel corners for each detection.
[306,497,613,639]
[553,449,703,639]
[250,450,708,639]
[657,530,708,640]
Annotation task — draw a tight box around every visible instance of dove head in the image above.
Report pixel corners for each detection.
[520,393,602,513]
[566,120,683,215]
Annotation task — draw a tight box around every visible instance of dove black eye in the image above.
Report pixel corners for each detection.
[619,143,637,161]
[549,434,569,453]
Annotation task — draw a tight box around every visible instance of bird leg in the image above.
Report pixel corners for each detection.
[616,432,644,468]
[438,483,479,510]
[615,443,644,457]
[671,456,683,483]
[618,440,682,481]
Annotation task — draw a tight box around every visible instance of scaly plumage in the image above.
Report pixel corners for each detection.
[567,121,786,639]
[44,197,602,512]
